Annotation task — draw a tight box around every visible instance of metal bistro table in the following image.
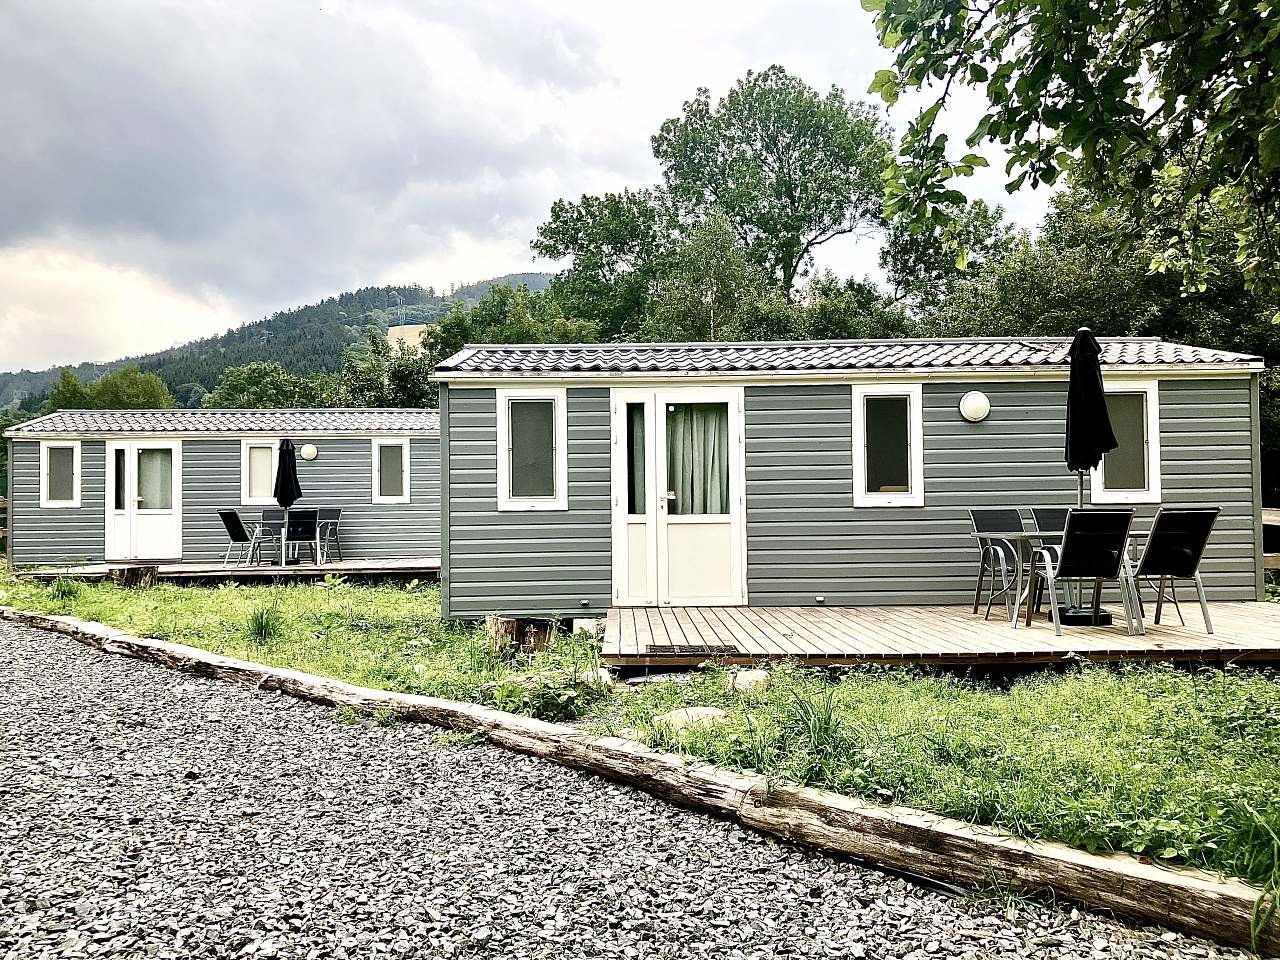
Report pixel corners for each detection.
[967,528,1063,629]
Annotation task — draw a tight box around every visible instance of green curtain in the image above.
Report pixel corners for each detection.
[666,402,728,515]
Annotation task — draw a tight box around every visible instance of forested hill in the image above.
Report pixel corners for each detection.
[0,273,553,409]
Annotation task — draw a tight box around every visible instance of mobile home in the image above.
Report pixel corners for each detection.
[433,338,1265,619]
[3,408,439,568]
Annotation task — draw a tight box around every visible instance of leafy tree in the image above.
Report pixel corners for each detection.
[795,272,912,341]
[202,362,332,409]
[42,367,175,413]
[652,65,891,296]
[640,211,770,342]
[864,0,1280,294]
[532,189,674,339]
[44,369,92,411]
[333,331,437,409]
[86,367,175,409]
[880,200,1014,312]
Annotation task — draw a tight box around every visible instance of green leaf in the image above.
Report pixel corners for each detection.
[868,69,897,94]
[860,0,886,11]
[960,153,990,168]
[954,247,970,270]
[1260,124,1280,172]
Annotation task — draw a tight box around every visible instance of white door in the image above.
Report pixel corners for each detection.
[105,440,182,561]
[611,387,746,606]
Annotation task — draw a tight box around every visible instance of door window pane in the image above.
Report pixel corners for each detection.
[666,402,728,515]
[137,449,173,510]
[247,445,273,499]
[864,395,911,494]
[113,448,126,511]
[627,403,646,515]
[378,443,405,499]
[509,399,556,498]
[46,446,75,503]
[1103,392,1148,490]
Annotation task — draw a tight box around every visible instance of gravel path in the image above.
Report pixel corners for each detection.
[0,621,1249,960]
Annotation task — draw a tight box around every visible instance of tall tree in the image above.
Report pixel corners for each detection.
[43,367,175,413]
[880,199,1014,312]
[864,0,1280,295]
[532,189,674,339]
[652,65,891,297]
[641,211,770,342]
[44,369,92,412]
[202,362,332,409]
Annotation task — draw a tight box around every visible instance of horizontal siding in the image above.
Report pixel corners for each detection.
[182,437,440,562]
[745,378,1258,605]
[9,440,106,564]
[445,387,611,617]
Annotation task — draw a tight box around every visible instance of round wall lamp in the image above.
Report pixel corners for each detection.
[959,390,991,423]
[299,443,319,461]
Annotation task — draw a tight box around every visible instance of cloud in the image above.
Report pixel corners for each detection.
[0,0,1051,372]
[0,246,239,371]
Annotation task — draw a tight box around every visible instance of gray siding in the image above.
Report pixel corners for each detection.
[745,378,1259,605]
[8,440,106,564]
[443,386,611,617]
[182,437,440,561]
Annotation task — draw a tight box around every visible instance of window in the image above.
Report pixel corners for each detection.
[496,387,568,511]
[136,448,174,510]
[852,383,924,507]
[112,448,126,511]
[372,439,411,504]
[40,441,81,508]
[1091,380,1161,504]
[241,440,278,505]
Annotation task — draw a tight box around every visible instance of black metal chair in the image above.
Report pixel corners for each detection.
[284,509,320,565]
[1132,507,1219,634]
[969,508,1025,622]
[1026,508,1140,635]
[254,508,286,565]
[217,510,258,565]
[317,508,342,563]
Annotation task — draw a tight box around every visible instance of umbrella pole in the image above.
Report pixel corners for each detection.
[1077,470,1085,509]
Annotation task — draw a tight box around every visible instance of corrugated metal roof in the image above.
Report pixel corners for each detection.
[4,408,439,437]
[435,338,1262,376]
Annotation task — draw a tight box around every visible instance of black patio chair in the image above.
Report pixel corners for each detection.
[284,509,320,565]
[254,508,286,565]
[969,508,1026,622]
[1132,507,1220,634]
[1026,508,1140,635]
[317,508,343,563]
[217,510,258,566]
[1029,506,1072,609]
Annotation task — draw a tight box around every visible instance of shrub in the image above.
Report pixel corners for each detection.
[244,604,285,647]
[47,577,83,602]
[486,668,610,722]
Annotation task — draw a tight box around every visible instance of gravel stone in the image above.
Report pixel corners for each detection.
[0,620,1252,960]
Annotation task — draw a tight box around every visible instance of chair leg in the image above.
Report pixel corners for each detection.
[1193,573,1214,635]
[1024,568,1038,627]
[1043,560,1063,636]
[1169,581,1185,626]
[973,549,988,614]
[1154,576,1165,624]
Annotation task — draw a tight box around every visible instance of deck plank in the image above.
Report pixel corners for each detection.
[603,602,1280,667]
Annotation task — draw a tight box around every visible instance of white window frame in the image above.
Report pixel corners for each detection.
[240,439,280,506]
[496,387,568,511]
[1091,379,1162,504]
[40,440,81,508]
[851,382,925,508]
[372,438,412,505]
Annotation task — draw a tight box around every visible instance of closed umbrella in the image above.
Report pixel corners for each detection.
[1061,327,1118,625]
[1065,327,1117,507]
[274,438,303,509]
[273,439,303,566]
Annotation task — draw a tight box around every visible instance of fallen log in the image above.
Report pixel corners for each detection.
[2,604,1275,953]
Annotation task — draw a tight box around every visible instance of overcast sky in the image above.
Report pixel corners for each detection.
[0,0,1052,373]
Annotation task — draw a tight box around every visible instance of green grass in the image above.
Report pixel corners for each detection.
[4,563,1280,891]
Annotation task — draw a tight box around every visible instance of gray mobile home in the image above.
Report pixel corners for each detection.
[433,338,1265,619]
[3,409,439,568]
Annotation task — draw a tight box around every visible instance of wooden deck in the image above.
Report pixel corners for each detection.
[602,601,1280,666]
[15,557,441,583]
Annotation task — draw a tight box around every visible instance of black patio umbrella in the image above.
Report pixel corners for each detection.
[273,438,303,510]
[1065,327,1117,508]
